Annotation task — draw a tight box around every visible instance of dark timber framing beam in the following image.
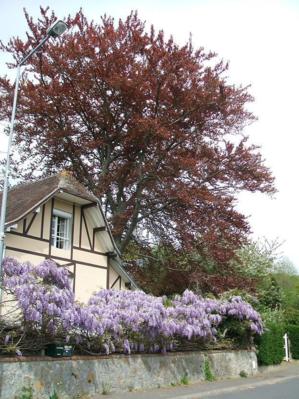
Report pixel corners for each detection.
[6,246,107,270]
[106,262,110,289]
[111,276,120,289]
[79,207,82,248]
[25,212,37,235]
[82,209,92,250]
[92,226,106,250]
[49,198,55,257]
[40,204,45,239]
[94,226,106,232]
[71,203,75,260]
[106,251,118,258]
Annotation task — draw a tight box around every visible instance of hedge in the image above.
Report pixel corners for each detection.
[256,322,284,365]
[287,324,299,359]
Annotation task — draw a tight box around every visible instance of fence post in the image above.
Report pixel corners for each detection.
[284,333,289,362]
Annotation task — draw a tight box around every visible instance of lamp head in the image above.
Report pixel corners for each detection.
[47,20,68,38]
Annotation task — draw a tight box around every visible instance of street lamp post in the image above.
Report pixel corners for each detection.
[0,20,68,279]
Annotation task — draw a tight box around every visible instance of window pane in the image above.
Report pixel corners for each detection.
[51,213,71,249]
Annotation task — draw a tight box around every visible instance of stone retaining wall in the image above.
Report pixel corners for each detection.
[0,350,258,398]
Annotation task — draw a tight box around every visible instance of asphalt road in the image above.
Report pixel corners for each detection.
[206,376,299,399]
[109,362,299,399]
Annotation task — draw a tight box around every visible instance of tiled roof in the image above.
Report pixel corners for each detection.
[0,171,97,225]
[0,171,138,288]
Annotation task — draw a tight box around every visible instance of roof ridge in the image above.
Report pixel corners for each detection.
[57,171,98,200]
[1,171,99,227]
[6,174,58,193]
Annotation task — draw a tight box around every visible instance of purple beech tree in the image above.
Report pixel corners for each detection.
[0,8,274,270]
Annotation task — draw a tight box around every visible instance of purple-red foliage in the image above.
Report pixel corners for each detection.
[0,8,274,264]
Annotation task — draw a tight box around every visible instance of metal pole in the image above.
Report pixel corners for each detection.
[0,34,51,281]
[19,35,50,66]
[0,21,68,302]
[0,64,21,268]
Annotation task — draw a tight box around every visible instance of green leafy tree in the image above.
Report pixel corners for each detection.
[272,257,298,275]
[231,238,282,279]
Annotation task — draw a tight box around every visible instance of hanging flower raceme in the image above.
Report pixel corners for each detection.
[1,257,263,355]
[2,257,79,335]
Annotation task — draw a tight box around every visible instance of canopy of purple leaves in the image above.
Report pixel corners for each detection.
[1,258,262,356]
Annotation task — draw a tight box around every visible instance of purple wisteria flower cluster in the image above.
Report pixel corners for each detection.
[3,257,78,334]
[2,257,263,355]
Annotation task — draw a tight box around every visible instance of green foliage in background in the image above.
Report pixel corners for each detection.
[256,322,284,365]
[275,273,299,317]
[231,239,280,279]
[287,325,299,359]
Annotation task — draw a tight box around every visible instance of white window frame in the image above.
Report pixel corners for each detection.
[51,209,72,250]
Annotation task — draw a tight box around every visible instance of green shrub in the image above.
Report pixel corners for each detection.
[16,386,33,399]
[239,370,248,378]
[287,325,299,359]
[180,374,189,385]
[219,318,252,348]
[203,359,215,382]
[285,308,299,325]
[256,322,284,365]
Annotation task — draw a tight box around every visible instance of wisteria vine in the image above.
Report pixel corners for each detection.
[1,257,263,355]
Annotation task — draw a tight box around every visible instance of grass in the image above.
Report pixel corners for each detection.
[180,374,190,385]
[239,370,248,378]
[15,386,33,399]
[102,382,112,395]
[170,373,190,387]
[203,359,215,382]
[16,386,61,399]
[128,384,135,392]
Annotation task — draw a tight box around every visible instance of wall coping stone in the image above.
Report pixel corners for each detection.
[0,348,255,363]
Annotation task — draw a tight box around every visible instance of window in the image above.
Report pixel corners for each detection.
[51,209,72,250]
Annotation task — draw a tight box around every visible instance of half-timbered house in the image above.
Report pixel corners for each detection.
[0,171,136,302]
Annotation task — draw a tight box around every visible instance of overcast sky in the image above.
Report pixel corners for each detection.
[0,0,299,267]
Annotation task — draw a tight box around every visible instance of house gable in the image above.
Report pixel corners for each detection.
[2,172,137,301]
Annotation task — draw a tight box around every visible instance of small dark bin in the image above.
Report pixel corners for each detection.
[45,343,73,357]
